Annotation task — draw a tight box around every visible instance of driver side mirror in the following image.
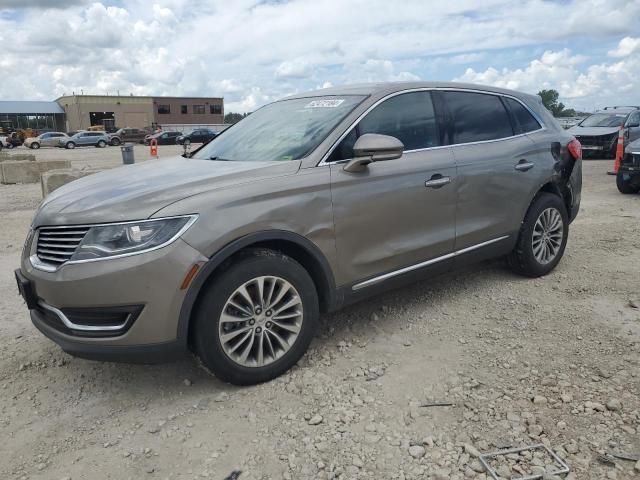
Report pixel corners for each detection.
[343,133,404,173]
[627,121,640,128]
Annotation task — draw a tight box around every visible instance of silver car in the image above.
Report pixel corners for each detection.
[16,82,582,385]
[568,106,640,158]
[58,131,109,149]
[24,132,69,149]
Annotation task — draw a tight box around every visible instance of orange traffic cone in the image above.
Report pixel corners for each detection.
[607,126,625,175]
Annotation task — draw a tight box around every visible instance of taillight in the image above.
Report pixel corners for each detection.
[567,138,581,160]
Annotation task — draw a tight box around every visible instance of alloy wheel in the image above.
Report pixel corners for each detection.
[218,276,303,368]
[532,207,563,265]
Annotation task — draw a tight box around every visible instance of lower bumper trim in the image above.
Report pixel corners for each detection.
[31,309,186,364]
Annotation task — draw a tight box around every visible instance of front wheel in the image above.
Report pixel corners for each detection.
[193,249,319,385]
[31,142,40,149]
[616,171,639,194]
[66,142,76,149]
[508,192,569,277]
[97,140,107,148]
[110,138,121,146]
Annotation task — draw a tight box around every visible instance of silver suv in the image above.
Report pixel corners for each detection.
[16,82,582,385]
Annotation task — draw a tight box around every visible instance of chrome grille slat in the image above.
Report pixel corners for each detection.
[36,226,90,267]
[38,242,78,249]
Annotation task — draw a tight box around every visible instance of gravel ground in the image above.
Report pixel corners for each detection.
[1,143,188,170]
[0,159,639,480]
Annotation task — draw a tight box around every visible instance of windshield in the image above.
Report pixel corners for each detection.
[193,95,365,162]
[579,113,626,128]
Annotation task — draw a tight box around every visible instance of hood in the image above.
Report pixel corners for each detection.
[626,138,640,154]
[567,125,620,137]
[33,156,300,226]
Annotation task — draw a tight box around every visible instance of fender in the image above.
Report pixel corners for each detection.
[176,230,338,345]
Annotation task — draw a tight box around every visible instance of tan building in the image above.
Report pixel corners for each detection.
[55,95,224,131]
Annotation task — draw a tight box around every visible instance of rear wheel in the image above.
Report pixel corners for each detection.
[110,138,121,146]
[97,140,107,148]
[616,171,639,194]
[193,249,319,385]
[66,142,76,149]
[508,192,569,277]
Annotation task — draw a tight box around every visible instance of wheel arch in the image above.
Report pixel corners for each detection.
[524,177,572,222]
[177,230,337,347]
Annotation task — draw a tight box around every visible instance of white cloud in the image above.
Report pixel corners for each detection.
[608,36,640,58]
[1,0,640,113]
[456,42,640,110]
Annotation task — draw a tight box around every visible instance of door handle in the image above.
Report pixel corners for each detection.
[425,175,451,188]
[515,160,534,172]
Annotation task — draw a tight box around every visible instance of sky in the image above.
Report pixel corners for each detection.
[1,0,639,113]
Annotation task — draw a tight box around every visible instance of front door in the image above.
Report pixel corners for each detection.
[328,90,457,287]
[625,111,640,144]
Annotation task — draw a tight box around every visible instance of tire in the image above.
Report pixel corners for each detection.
[31,142,40,149]
[184,139,191,145]
[111,138,121,146]
[616,171,639,194]
[508,192,569,277]
[66,142,75,149]
[97,140,107,148]
[193,249,319,385]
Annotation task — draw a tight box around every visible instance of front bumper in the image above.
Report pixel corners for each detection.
[19,237,208,360]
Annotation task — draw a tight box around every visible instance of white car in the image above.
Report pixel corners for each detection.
[24,132,69,149]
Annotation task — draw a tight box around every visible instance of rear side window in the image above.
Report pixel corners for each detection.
[442,91,513,144]
[503,97,541,134]
[328,91,439,161]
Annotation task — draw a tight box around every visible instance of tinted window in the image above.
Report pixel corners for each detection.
[210,104,222,115]
[328,91,439,162]
[193,105,205,114]
[626,111,640,126]
[181,105,188,114]
[504,97,541,133]
[442,91,513,144]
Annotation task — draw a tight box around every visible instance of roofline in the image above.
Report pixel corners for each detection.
[54,95,224,101]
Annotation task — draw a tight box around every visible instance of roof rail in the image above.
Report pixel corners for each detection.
[603,106,640,110]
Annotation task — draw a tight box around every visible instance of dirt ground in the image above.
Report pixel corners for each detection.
[0,159,639,480]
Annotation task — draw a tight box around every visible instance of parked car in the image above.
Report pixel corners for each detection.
[108,128,150,146]
[1,132,23,148]
[16,82,582,385]
[617,138,640,194]
[568,106,640,158]
[144,131,181,145]
[24,132,69,149]
[57,131,109,149]
[177,128,217,145]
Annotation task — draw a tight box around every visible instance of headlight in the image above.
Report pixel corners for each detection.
[69,215,197,262]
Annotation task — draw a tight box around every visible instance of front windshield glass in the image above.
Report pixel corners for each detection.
[579,113,626,128]
[193,95,365,162]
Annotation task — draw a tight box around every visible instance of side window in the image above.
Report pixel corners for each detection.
[442,91,513,144]
[503,97,541,134]
[40,133,50,139]
[626,111,640,126]
[327,91,439,162]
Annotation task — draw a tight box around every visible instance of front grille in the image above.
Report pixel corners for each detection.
[36,226,90,267]
[574,134,616,147]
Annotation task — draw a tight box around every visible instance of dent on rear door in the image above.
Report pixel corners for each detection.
[453,135,545,250]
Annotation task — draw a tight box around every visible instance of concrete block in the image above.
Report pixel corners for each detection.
[0,153,36,162]
[41,168,102,197]
[0,159,71,184]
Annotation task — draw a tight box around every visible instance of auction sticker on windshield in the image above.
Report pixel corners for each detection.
[305,99,345,108]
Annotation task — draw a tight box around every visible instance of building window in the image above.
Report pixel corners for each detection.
[158,105,171,114]
[193,105,205,114]
[181,105,187,114]
[210,104,222,115]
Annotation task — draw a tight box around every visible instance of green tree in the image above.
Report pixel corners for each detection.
[537,89,567,117]
[224,112,249,124]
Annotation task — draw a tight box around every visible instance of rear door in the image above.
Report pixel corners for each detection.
[439,90,545,251]
[329,90,457,288]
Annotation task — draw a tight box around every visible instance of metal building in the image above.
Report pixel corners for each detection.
[0,101,66,132]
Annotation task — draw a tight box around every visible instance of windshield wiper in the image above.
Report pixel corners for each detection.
[209,156,232,161]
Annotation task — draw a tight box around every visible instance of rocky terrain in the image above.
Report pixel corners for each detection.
[0,159,639,479]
